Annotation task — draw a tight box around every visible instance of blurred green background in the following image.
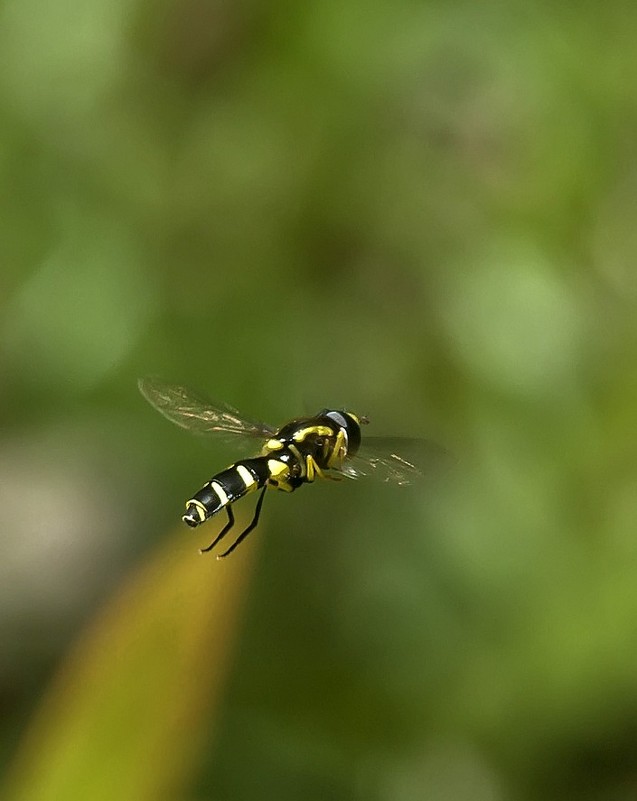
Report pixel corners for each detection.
[2,1,637,799]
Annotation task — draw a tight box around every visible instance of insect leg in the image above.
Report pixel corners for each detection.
[200,505,235,554]
[305,455,343,481]
[217,485,267,559]
[326,429,347,468]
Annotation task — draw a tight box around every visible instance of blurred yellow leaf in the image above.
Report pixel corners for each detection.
[2,526,257,801]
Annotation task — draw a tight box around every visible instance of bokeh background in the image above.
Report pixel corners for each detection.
[2,1,637,799]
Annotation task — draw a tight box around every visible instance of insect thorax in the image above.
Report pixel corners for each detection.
[263,410,362,474]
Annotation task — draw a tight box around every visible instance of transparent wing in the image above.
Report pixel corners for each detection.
[138,377,277,440]
[339,436,451,485]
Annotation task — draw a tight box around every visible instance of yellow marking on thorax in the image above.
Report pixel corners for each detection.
[267,458,295,492]
[267,459,288,479]
[292,425,333,443]
[265,438,284,452]
[210,480,229,506]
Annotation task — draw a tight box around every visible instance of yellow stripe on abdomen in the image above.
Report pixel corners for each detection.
[236,464,257,490]
[210,481,229,506]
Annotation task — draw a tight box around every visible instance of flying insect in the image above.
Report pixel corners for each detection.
[139,377,442,558]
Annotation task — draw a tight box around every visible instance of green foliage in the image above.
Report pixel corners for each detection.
[1,1,637,800]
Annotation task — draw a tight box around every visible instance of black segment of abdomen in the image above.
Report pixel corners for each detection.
[214,458,270,502]
[190,483,223,516]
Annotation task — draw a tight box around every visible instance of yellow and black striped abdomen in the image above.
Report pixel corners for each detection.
[182,457,272,528]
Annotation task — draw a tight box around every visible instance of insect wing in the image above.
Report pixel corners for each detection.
[138,377,276,440]
[341,436,450,485]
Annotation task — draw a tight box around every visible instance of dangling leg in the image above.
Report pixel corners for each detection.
[305,455,325,482]
[326,429,347,469]
[217,485,267,559]
[200,505,235,554]
[305,455,341,482]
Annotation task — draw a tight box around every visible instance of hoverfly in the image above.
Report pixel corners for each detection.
[139,377,444,558]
